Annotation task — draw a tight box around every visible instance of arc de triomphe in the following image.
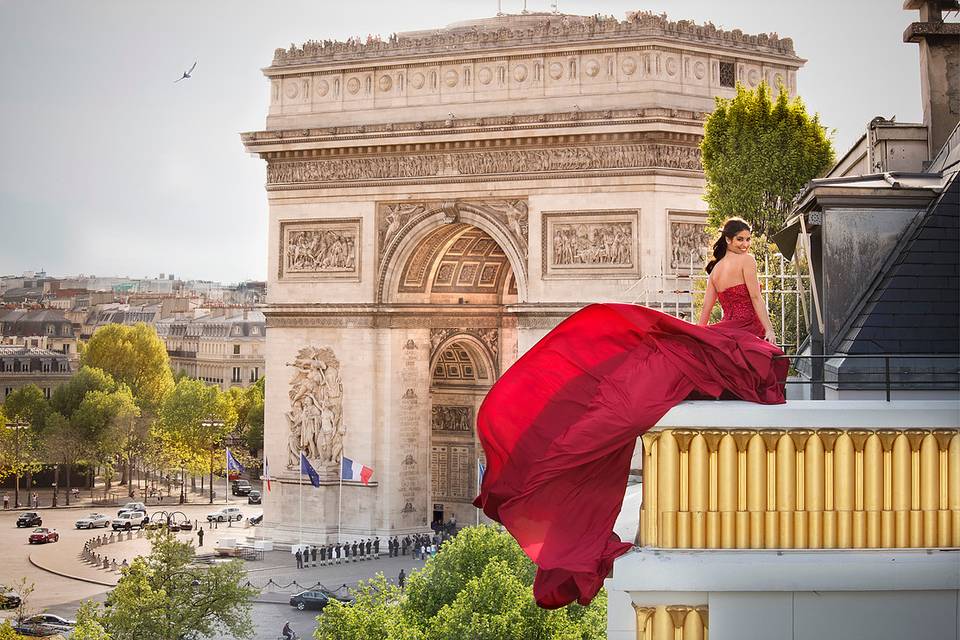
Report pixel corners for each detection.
[241,11,802,542]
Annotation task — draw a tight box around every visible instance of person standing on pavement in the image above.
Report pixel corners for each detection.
[398,569,406,589]
[197,528,204,547]
[311,545,317,566]
[366,539,372,559]
[373,537,380,559]
[295,548,303,569]
[351,541,358,562]
[335,543,341,564]
[319,545,326,566]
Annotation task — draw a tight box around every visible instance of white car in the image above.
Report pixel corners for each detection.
[206,506,243,522]
[112,511,149,530]
[117,501,146,516]
[23,614,76,633]
[75,513,111,529]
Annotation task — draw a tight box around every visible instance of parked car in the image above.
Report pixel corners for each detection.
[11,623,60,637]
[289,590,330,611]
[0,586,21,609]
[75,513,111,529]
[16,512,42,528]
[117,502,146,516]
[112,511,149,531]
[28,527,59,544]
[231,479,252,496]
[247,490,261,504]
[247,513,263,526]
[206,506,243,522]
[22,614,76,633]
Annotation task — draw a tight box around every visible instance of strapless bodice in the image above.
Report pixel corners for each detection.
[717,283,759,328]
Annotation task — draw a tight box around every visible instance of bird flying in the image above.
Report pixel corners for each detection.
[175,61,197,83]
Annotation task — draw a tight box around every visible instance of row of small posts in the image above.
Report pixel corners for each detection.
[80,530,143,572]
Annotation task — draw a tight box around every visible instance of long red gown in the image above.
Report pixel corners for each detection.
[473,284,787,609]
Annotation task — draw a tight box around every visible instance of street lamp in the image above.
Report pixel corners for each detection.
[4,420,27,508]
[201,419,225,505]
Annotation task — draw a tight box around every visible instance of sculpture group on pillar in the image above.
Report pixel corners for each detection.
[286,346,345,476]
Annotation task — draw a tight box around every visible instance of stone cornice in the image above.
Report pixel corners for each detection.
[269,12,798,70]
[241,106,707,149]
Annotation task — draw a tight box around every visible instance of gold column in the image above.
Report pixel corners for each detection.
[948,430,960,547]
[718,434,739,549]
[760,430,783,548]
[674,430,696,549]
[818,430,841,548]
[688,434,709,549]
[702,430,725,549]
[667,606,689,640]
[932,429,955,546]
[848,430,871,548]
[633,604,655,640]
[789,430,814,549]
[683,607,706,640]
[806,432,827,548]
[776,433,796,548]
[695,606,709,640]
[746,432,766,548]
[892,433,912,547]
[731,430,755,549]
[834,433,855,549]
[658,431,679,548]
[904,429,927,547]
[919,432,939,547]
[641,431,660,547]
[876,430,900,548]
[863,433,884,548]
[652,606,673,640]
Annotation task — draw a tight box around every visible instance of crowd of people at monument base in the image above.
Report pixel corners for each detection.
[292,518,460,569]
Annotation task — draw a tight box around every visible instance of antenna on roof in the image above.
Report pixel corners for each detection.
[522,0,528,14]
[496,0,502,15]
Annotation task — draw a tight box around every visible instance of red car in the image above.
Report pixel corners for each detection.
[28,527,59,544]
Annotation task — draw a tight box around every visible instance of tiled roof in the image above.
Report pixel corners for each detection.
[838,173,959,355]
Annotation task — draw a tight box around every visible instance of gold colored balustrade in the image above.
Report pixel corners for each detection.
[632,604,708,640]
[639,428,960,549]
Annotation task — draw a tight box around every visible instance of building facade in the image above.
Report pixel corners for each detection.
[0,345,72,401]
[243,11,803,542]
[156,309,265,390]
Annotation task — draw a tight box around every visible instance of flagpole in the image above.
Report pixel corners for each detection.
[337,466,343,543]
[224,449,229,504]
[475,458,480,526]
[299,458,303,546]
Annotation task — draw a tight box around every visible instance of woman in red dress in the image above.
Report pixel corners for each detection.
[473,218,787,609]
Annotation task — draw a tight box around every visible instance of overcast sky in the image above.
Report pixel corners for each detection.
[0,0,924,284]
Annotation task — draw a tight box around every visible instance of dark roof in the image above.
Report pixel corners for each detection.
[837,172,959,355]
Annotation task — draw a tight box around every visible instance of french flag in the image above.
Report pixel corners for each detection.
[341,456,374,485]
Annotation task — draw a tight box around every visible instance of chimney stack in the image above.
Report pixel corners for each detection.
[903,0,960,157]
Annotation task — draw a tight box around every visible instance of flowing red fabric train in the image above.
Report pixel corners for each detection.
[473,294,787,609]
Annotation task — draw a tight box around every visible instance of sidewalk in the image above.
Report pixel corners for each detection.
[2,481,244,511]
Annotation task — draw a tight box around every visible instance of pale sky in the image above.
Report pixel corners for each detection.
[0,0,924,284]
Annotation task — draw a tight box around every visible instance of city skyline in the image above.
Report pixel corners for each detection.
[1,0,923,283]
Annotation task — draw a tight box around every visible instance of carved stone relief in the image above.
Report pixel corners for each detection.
[542,210,641,279]
[278,218,361,281]
[430,327,499,371]
[431,405,473,433]
[285,346,345,477]
[668,213,711,273]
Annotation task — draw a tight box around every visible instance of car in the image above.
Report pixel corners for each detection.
[75,513,111,529]
[0,586,21,609]
[28,527,59,544]
[231,479,252,496]
[247,513,263,526]
[16,512,42,528]
[112,511,148,530]
[117,501,146,516]
[247,490,261,504]
[11,623,60,637]
[23,614,76,633]
[206,506,243,522]
[289,590,330,611]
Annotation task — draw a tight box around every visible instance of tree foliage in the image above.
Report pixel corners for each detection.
[81,323,174,413]
[89,529,256,640]
[314,525,606,640]
[156,378,237,476]
[700,82,835,238]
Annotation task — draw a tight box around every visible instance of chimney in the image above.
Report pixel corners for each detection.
[903,0,960,156]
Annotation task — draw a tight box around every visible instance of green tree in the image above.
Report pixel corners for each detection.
[1,386,48,506]
[700,82,835,238]
[72,601,112,640]
[315,525,606,640]
[156,378,236,503]
[49,366,118,418]
[72,386,140,495]
[90,529,256,640]
[81,323,174,414]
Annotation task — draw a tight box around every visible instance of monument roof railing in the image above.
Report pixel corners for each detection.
[269,11,798,70]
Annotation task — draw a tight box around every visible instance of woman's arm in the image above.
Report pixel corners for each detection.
[697,276,718,326]
[742,255,777,343]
